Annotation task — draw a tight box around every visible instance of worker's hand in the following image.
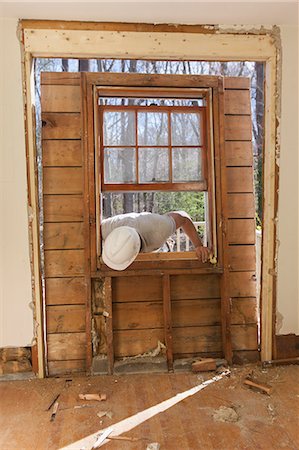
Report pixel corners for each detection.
[195,245,211,264]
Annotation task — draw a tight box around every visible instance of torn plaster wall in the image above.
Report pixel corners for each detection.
[0,18,33,347]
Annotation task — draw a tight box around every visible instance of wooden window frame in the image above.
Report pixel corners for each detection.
[20,21,279,376]
[83,75,221,274]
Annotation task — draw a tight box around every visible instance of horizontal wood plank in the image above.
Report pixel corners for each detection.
[224,115,252,141]
[227,193,255,218]
[43,167,83,194]
[48,359,86,376]
[228,245,256,271]
[44,250,85,277]
[231,298,258,324]
[114,329,164,357]
[231,324,258,350]
[232,350,260,364]
[41,72,81,85]
[47,333,86,360]
[226,167,254,193]
[41,85,81,113]
[45,277,87,305]
[230,272,257,298]
[43,195,84,222]
[113,302,164,330]
[228,219,256,244]
[224,77,250,90]
[47,305,86,333]
[170,274,220,300]
[42,113,81,139]
[43,222,85,250]
[172,299,220,327]
[225,141,253,166]
[112,276,163,302]
[224,90,251,115]
[173,326,222,353]
[43,140,82,167]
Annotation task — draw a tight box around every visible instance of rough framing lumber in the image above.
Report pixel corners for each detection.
[104,277,114,375]
[20,21,279,376]
[163,274,174,371]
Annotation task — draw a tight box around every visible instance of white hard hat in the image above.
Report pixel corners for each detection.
[102,226,141,271]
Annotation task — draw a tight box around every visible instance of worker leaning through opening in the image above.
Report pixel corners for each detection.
[101,211,211,271]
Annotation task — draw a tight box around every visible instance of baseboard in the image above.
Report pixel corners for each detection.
[275,334,299,359]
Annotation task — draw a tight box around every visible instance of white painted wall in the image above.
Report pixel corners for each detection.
[277,25,299,334]
[0,18,33,347]
[0,12,298,347]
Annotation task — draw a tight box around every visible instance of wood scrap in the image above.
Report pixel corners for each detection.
[46,393,60,411]
[97,410,113,419]
[243,376,272,395]
[192,358,216,372]
[50,401,59,421]
[79,393,107,401]
[107,436,139,442]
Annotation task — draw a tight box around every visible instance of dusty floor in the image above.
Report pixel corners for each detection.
[0,364,298,450]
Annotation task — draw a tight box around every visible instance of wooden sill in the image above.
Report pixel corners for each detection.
[93,253,223,277]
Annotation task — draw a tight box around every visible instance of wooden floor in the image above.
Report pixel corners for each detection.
[0,364,298,449]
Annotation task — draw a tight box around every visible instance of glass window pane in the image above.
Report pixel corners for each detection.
[103,111,135,146]
[172,148,202,182]
[104,148,136,183]
[171,112,202,146]
[139,148,169,182]
[138,112,168,146]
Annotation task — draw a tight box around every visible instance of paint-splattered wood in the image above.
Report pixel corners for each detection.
[43,222,85,250]
[42,140,82,167]
[43,195,84,222]
[45,277,87,305]
[47,332,86,360]
[44,249,85,277]
[46,305,86,333]
[43,167,83,194]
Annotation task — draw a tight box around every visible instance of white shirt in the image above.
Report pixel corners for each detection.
[101,212,176,252]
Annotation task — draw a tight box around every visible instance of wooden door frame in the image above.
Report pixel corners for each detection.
[20,20,279,377]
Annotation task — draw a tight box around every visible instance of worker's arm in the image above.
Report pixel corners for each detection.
[168,211,211,263]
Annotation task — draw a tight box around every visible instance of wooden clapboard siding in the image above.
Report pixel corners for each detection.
[226,167,254,193]
[43,195,84,222]
[113,276,163,302]
[44,250,85,277]
[43,140,82,167]
[227,193,255,218]
[42,113,81,139]
[170,274,220,300]
[41,72,89,376]
[47,305,86,333]
[45,277,87,305]
[223,79,258,359]
[113,302,164,330]
[228,219,255,244]
[43,167,83,194]
[48,360,86,376]
[228,245,256,271]
[43,223,84,250]
[114,329,164,358]
[41,85,81,112]
[47,333,86,360]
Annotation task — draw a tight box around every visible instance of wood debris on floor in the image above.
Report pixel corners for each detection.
[0,364,298,449]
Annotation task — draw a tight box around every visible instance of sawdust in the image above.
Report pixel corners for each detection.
[213,406,239,423]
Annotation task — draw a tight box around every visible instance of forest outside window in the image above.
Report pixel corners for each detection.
[97,88,215,262]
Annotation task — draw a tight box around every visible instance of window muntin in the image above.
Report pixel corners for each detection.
[100,102,207,191]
